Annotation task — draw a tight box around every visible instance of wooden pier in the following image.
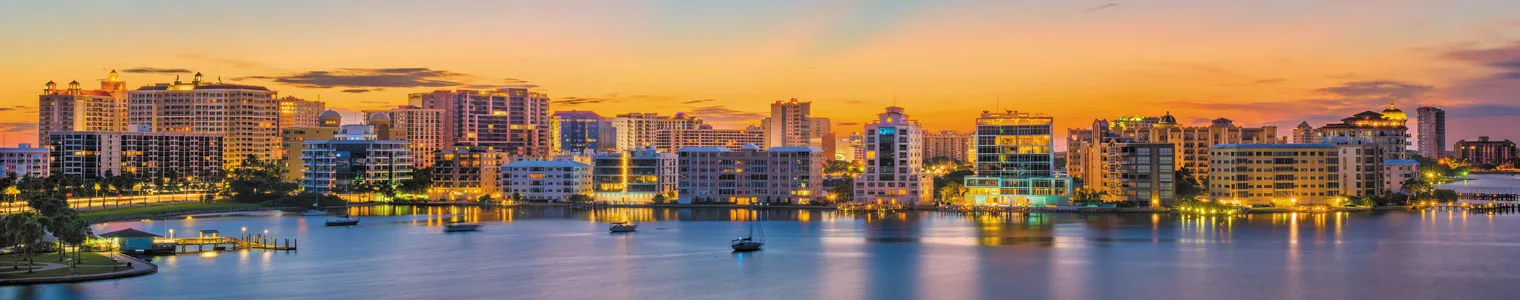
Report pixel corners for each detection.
[170,233,297,253]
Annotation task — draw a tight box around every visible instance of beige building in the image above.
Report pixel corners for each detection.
[653,125,765,153]
[38,70,129,141]
[1312,104,1410,161]
[1207,144,1340,206]
[1068,113,1278,182]
[432,146,516,201]
[369,106,445,168]
[1383,159,1420,193]
[1079,141,1176,206]
[611,113,705,151]
[924,130,972,163]
[763,99,812,148]
[280,110,340,181]
[278,96,325,128]
[677,145,823,205]
[128,73,279,166]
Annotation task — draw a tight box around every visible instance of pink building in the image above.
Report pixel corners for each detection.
[676,145,823,205]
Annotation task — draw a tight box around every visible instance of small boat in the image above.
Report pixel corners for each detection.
[444,222,481,232]
[609,221,637,233]
[731,212,764,252]
[325,216,360,226]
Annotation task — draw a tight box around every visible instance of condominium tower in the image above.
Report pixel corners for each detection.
[127,73,279,166]
[764,99,811,148]
[964,110,1071,206]
[853,107,933,205]
[409,88,550,157]
[38,70,129,142]
[1417,106,1446,159]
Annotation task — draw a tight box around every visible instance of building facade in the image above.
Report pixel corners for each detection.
[550,111,614,155]
[964,110,1071,207]
[1314,104,1410,161]
[1333,141,1385,197]
[300,140,413,194]
[1067,113,1278,182]
[1079,141,1175,206]
[278,96,325,128]
[431,146,515,201]
[388,106,444,168]
[127,73,279,166]
[853,107,933,205]
[1292,122,1316,144]
[676,145,823,205]
[280,126,339,180]
[1207,144,1339,206]
[409,88,551,157]
[38,71,129,139]
[810,117,833,156]
[653,125,765,153]
[764,99,812,148]
[1454,136,1517,167]
[500,160,593,202]
[592,147,678,203]
[924,130,972,163]
[45,131,223,180]
[1383,159,1420,194]
[611,113,705,151]
[1417,106,1446,159]
[0,144,49,178]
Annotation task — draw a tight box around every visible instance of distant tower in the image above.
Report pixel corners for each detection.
[366,112,394,140]
[1293,121,1316,144]
[1417,106,1446,158]
[765,98,811,148]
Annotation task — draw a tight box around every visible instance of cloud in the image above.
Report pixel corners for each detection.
[1083,3,1118,12]
[0,122,37,132]
[0,105,27,112]
[688,106,765,123]
[237,68,472,89]
[1438,41,1520,104]
[1252,78,1286,84]
[555,97,612,106]
[120,67,193,74]
[682,99,715,104]
[342,89,373,93]
[1312,80,1434,102]
[555,93,677,107]
[463,78,539,90]
[835,122,861,126]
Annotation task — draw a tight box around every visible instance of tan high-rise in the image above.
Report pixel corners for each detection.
[1207,144,1339,206]
[38,70,129,143]
[128,73,279,167]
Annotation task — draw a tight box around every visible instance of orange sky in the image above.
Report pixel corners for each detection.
[4,1,1520,150]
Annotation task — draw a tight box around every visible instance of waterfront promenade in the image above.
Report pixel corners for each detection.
[0,253,155,285]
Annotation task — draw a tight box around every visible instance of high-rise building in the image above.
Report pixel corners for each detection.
[764,99,812,148]
[964,110,1071,206]
[1078,140,1175,206]
[1454,136,1517,167]
[38,70,129,141]
[280,112,340,181]
[1417,106,1446,159]
[1313,103,1410,161]
[592,147,678,204]
[388,106,445,168]
[1292,122,1316,144]
[336,124,376,141]
[1067,112,1277,182]
[300,140,412,194]
[1330,140,1385,197]
[0,144,49,178]
[853,107,933,205]
[653,125,765,153]
[676,145,823,205]
[809,117,832,152]
[409,88,550,157]
[278,96,325,128]
[128,73,279,166]
[550,111,614,154]
[431,146,516,201]
[45,131,223,180]
[924,130,973,163]
[500,160,593,202]
[839,132,865,162]
[611,113,704,151]
[1207,144,1340,206]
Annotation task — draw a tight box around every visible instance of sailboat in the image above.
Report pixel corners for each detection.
[324,199,359,226]
[730,211,764,252]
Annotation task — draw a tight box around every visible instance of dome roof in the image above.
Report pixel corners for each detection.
[1158,111,1178,124]
[1381,103,1407,121]
[318,110,342,118]
[368,112,391,120]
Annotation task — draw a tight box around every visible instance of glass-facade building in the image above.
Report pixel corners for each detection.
[965,110,1071,206]
[551,111,613,154]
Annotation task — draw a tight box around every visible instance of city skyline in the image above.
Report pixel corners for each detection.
[5,1,1520,149]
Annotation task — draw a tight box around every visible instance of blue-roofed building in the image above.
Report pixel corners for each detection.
[501,160,593,202]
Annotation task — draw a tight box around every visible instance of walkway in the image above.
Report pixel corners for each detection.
[0,253,157,285]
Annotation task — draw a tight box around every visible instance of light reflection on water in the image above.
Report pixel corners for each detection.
[5,206,1520,300]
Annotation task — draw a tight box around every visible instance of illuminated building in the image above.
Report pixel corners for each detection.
[1417,106,1446,159]
[763,98,811,148]
[924,130,972,163]
[611,112,704,151]
[677,145,823,205]
[500,160,593,202]
[46,131,223,180]
[127,73,279,166]
[1313,103,1410,161]
[1292,122,1316,144]
[840,132,865,162]
[653,125,765,153]
[1383,159,1420,193]
[1078,140,1175,206]
[300,140,412,194]
[1331,139,1384,197]
[278,96,324,128]
[963,110,1071,207]
[432,146,515,201]
[1067,112,1278,181]
[1454,136,1516,167]
[280,124,339,180]
[409,88,550,158]
[364,112,394,140]
[336,124,376,141]
[38,70,129,142]
[387,106,444,168]
[853,107,933,205]
[1207,144,1339,206]
[550,111,614,155]
[592,147,677,204]
[0,144,49,178]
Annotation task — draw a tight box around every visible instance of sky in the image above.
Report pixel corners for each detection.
[3,0,1519,151]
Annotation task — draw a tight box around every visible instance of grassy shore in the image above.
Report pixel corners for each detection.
[79,201,264,222]
[0,252,123,279]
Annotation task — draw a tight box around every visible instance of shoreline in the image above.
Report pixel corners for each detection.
[0,253,156,286]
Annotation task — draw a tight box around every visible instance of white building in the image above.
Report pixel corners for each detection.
[853,107,933,205]
[611,113,705,151]
[0,144,49,178]
[501,160,593,202]
[1383,159,1420,194]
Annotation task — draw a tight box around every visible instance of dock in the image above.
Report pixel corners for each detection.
[169,233,297,253]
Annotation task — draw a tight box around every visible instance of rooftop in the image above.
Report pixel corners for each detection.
[1209,143,1338,150]
[767,146,822,152]
[677,146,733,153]
[1385,159,1420,165]
[99,228,162,238]
[504,160,590,168]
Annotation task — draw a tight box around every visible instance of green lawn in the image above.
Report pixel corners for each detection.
[80,201,263,222]
[0,252,126,279]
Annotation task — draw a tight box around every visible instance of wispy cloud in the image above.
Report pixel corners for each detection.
[0,123,38,132]
[237,68,472,89]
[682,99,715,104]
[1252,78,1286,84]
[120,67,193,74]
[0,105,28,112]
[342,89,373,93]
[689,105,765,124]
[1083,3,1118,12]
